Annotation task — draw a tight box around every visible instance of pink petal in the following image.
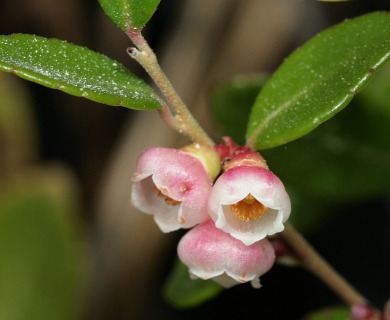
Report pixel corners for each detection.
[131,147,212,232]
[178,221,275,288]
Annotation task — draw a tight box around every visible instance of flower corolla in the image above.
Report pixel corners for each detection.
[178,220,275,288]
[208,148,291,245]
[131,146,219,232]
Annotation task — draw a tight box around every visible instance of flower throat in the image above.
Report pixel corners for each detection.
[230,194,268,221]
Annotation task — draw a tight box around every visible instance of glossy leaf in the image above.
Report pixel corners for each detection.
[246,12,390,150]
[0,34,161,110]
[0,168,85,320]
[263,67,390,202]
[163,259,223,309]
[98,0,160,31]
[210,64,390,232]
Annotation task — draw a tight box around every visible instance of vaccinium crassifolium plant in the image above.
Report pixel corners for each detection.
[0,1,390,319]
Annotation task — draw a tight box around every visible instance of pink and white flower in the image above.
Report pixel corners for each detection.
[178,220,275,288]
[208,164,291,246]
[131,147,216,232]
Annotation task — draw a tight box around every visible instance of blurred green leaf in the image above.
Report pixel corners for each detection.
[246,12,390,150]
[163,259,223,309]
[0,167,85,320]
[0,73,37,176]
[304,306,350,320]
[0,34,161,110]
[98,0,160,31]
[210,74,266,145]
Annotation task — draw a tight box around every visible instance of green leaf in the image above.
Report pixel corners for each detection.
[246,12,390,150]
[0,168,85,320]
[163,259,223,309]
[0,34,161,110]
[210,74,266,145]
[263,91,390,232]
[263,65,390,202]
[210,64,390,233]
[98,0,160,31]
[304,306,350,320]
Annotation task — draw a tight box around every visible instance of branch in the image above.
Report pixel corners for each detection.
[126,30,214,146]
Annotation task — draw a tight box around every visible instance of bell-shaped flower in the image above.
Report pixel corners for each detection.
[178,220,275,288]
[208,150,291,245]
[131,145,220,232]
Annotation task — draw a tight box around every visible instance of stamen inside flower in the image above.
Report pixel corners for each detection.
[154,187,181,206]
[230,194,268,221]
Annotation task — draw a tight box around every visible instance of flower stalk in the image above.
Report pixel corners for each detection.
[126,29,214,146]
[281,223,368,306]
[126,27,370,310]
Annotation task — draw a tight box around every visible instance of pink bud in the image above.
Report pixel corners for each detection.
[214,136,239,161]
[177,220,275,288]
[131,147,213,232]
[222,146,268,171]
[214,137,267,170]
[208,165,291,245]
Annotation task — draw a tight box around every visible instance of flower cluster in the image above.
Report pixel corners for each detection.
[131,137,291,288]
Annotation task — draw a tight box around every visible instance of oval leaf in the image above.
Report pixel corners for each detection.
[0,169,85,320]
[0,34,161,110]
[98,0,160,31]
[246,12,390,149]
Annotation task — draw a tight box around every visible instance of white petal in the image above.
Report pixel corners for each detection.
[208,166,291,244]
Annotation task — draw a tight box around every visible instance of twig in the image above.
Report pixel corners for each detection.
[126,30,214,146]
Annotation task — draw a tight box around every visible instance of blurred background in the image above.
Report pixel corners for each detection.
[0,0,389,319]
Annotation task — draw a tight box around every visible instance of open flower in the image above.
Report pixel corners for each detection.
[131,146,218,232]
[178,220,275,288]
[208,164,291,245]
